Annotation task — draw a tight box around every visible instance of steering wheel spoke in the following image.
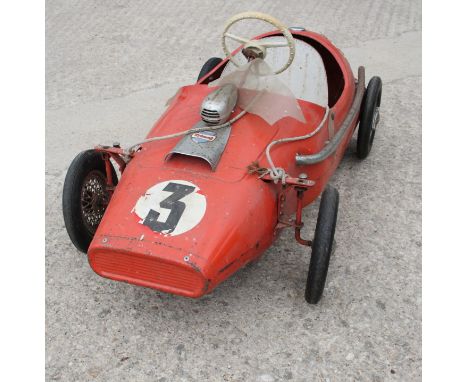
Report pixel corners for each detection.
[224,32,251,44]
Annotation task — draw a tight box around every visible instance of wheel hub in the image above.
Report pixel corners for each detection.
[80,171,109,234]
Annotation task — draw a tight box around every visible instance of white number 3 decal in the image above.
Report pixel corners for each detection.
[133,180,206,236]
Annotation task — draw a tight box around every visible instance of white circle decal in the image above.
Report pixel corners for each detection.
[133,180,206,236]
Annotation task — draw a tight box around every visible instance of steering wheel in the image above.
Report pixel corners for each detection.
[222,12,296,75]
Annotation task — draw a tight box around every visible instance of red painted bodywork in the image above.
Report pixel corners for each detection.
[88,30,358,297]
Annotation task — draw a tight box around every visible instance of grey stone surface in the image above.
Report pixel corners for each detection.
[46,1,421,381]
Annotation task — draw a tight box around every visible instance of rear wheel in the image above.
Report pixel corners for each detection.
[357,76,382,159]
[305,185,339,304]
[197,57,223,82]
[62,150,117,253]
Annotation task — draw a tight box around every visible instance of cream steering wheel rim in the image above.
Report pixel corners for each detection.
[222,12,295,75]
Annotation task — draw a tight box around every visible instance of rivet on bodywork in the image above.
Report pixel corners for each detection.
[102,237,108,243]
[183,256,190,262]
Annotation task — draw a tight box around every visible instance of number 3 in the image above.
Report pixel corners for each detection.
[143,182,195,234]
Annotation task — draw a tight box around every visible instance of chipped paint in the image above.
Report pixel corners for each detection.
[186,259,202,274]
[218,260,236,274]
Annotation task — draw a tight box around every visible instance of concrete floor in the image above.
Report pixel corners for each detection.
[46,1,421,381]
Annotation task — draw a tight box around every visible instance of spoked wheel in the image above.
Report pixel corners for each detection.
[357,76,382,159]
[80,171,109,234]
[62,150,117,253]
[305,185,339,304]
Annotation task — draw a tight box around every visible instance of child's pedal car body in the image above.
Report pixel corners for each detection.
[63,12,382,304]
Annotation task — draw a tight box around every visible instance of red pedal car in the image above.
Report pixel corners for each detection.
[62,12,382,304]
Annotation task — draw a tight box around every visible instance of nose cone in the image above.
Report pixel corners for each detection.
[88,162,278,297]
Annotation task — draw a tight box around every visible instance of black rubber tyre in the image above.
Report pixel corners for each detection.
[305,185,339,304]
[197,57,223,82]
[357,76,382,159]
[62,150,117,253]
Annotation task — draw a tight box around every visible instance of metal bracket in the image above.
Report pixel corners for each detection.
[261,173,315,188]
[293,186,313,247]
[94,145,130,192]
[270,173,315,247]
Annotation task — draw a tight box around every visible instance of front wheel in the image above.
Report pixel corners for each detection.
[305,185,339,304]
[62,150,117,253]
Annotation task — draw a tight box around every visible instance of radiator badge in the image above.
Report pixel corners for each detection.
[191,131,217,143]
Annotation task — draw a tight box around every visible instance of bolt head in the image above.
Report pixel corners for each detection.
[298,173,308,179]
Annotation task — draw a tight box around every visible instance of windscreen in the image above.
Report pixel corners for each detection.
[212,58,306,126]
